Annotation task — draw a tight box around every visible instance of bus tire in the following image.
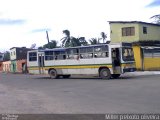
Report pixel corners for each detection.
[63,75,71,78]
[111,74,121,79]
[99,68,111,79]
[49,69,58,79]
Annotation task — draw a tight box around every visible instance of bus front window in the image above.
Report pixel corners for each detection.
[122,47,134,61]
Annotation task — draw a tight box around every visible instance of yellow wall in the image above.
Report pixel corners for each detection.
[110,23,139,43]
[144,58,160,71]
[109,22,160,71]
[138,24,160,41]
[110,22,160,43]
[133,46,160,71]
[133,46,142,70]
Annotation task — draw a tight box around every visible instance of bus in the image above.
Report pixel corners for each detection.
[27,43,136,79]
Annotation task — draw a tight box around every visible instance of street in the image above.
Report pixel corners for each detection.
[0,72,160,113]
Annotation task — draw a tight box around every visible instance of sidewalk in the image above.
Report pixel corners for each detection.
[123,71,160,77]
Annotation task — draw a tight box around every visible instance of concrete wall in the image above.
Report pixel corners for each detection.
[133,46,143,70]
[16,59,27,73]
[10,60,17,73]
[10,48,17,60]
[109,22,160,43]
[110,22,139,43]
[139,24,160,41]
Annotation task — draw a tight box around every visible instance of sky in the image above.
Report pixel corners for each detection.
[0,0,160,51]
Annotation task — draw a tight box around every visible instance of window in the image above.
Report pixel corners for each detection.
[122,27,135,36]
[55,51,66,60]
[29,52,37,61]
[66,48,79,59]
[94,45,109,58]
[122,47,134,61]
[45,50,66,60]
[143,27,147,34]
[80,47,93,59]
[45,51,54,60]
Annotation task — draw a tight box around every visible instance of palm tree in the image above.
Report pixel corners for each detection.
[44,40,58,49]
[89,38,101,45]
[38,40,58,49]
[101,32,107,43]
[70,37,79,47]
[61,30,88,47]
[77,37,88,46]
[61,30,71,47]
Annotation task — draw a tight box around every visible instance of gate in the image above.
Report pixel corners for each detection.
[143,47,160,71]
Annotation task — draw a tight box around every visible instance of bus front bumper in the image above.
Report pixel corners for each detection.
[123,68,136,73]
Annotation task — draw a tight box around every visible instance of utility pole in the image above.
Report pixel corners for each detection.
[46,31,50,44]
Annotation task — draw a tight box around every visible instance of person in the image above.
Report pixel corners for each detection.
[22,63,28,74]
[112,49,120,66]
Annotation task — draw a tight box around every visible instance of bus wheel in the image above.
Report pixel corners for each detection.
[99,68,111,79]
[63,75,71,78]
[111,74,120,79]
[49,69,58,79]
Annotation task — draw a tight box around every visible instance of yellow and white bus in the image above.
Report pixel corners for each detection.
[27,43,136,79]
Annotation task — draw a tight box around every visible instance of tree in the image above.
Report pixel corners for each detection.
[76,37,88,46]
[89,38,101,45]
[150,14,160,24]
[38,40,58,49]
[61,30,88,47]
[100,32,107,43]
[61,30,71,47]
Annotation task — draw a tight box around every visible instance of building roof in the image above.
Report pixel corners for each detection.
[10,47,34,50]
[108,21,160,26]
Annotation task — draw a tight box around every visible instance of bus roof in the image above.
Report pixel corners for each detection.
[28,42,132,53]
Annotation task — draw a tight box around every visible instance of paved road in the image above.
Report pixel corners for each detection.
[0,72,160,113]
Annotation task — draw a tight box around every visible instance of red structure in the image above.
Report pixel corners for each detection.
[16,59,28,73]
[0,62,3,71]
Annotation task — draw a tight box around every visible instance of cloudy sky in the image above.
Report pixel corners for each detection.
[0,0,160,51]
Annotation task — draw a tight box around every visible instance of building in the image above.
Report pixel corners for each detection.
[10,47,33,73]
[0,53,4,61]
[109,21,160,71]
[3,61,11,73]
[0,53,4,71]
[109,21,160,43]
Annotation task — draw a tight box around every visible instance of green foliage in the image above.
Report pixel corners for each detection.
[100,32,107,43]
[61,30,88,47]
[38,40,58,49]
[61,29,71,47]
[89,38,101,45]
[78,37,88,46]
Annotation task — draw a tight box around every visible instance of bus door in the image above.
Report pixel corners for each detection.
[38,52,45,74]
[111,48,121,74]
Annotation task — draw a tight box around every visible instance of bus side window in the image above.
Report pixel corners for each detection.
[63,55,66,59]
[55,56,58,60]
[80,47,93,59]
[102,52,108,57]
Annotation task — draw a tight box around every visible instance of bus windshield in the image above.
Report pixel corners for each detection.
[122,47,134,61]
